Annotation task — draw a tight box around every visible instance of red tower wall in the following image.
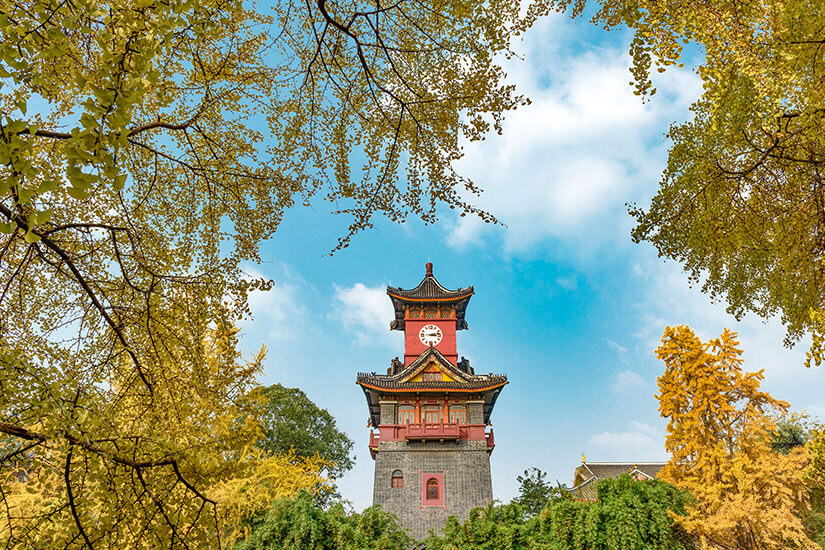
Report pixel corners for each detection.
[403,319,457,365]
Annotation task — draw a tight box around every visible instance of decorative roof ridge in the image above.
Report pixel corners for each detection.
[398,347,470,382]
[356,347,507,384]
[355,372,508,382]
[386,279,474,302]
[386,263,473,302]
[568,475,597,490]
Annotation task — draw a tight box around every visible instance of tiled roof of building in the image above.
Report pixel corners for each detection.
[386,262,473,301]
[357,376,508,392]
[386,278,473,302]
[387,263,473,331]
[567,462,667,501]
[357,347,507,426]
[570,476,599,501]
[356,346,506,391]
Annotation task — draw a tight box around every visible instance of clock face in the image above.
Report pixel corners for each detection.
[419,324,443,346]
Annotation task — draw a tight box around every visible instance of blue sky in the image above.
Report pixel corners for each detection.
[238,12,825,510]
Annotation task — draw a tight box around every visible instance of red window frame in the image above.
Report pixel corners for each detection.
[423,406,442,424]
[391,471,404,488]
[449,406,467,424]
[421,472,445,507]
[426,479,438,499]
[398,407,414,424]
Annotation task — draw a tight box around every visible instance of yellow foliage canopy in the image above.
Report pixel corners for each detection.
[0,0,550,545]
[0,321,328,548]
[656,325,816,550]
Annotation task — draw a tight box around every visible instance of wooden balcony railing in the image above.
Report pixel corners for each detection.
[404,422,461,440]
[368,423,495,458]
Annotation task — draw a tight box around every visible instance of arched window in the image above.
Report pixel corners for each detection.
[391,470,404,488]
[426,478,439,500]
[422,473,445,506]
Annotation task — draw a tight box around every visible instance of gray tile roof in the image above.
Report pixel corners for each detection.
[386,276,473,302]
[356,346,506,391]
[356,376,508,391]
[567,462,666,501]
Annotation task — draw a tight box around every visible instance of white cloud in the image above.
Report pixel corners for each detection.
[588,421,667,461]
[627,255,825,412]
[630,257,812,381]
[447,16,702,256]
[330,283,403,350]
[612,369,646,392]
[605,338,628,355]
[630,421,658,437]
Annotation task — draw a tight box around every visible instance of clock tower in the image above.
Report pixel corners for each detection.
[356,263,507,539]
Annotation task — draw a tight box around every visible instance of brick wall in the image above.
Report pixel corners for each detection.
[379,401,397,425]
[466,401,485,424]
[373,439,493,540]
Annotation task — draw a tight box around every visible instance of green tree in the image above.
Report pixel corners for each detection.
[233,490,413,550]
[254,384,355,504]
[514,467,564,518]
[425,475,693,550]
[544,475,694,550]
[0,0,549,544]
[773,413,820,455]
[545,0,825,355]
[424,501,543,550]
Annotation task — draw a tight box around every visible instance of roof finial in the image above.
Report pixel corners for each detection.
[425,262,433,277]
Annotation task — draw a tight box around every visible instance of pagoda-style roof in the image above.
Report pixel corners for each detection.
[357,347,505,389]
[387,263,473,331]
[357,347,507,426]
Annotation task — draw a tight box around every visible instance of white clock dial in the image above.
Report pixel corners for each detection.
[419,324,443,346]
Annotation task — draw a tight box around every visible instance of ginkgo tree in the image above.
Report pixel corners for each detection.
[0,0,553,545]
[655,325,817,550]
[0,317,328,547]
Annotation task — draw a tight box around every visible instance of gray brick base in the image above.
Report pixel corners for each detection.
[373,439,492,540]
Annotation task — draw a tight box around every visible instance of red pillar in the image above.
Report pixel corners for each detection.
[443,395,449,424]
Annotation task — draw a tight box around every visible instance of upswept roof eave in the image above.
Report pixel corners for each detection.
[354,347,507,392]
[386,275,474,303]
[355,379,508,393]
[387,291,474,303]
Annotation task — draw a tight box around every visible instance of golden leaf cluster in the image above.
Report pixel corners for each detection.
[656,325,817,550]
[0,320,328,547]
